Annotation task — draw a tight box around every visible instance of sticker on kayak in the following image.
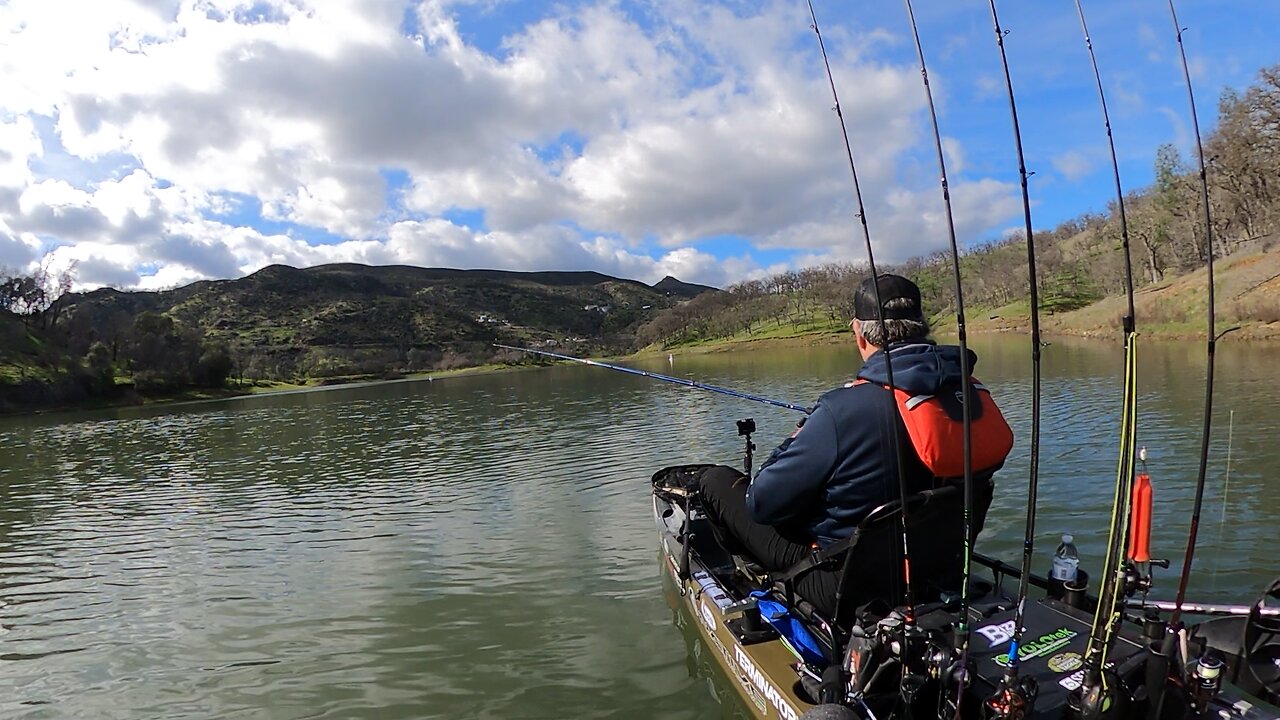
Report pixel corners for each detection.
[1059,669,1086,691]
[976,620,1017,647]
[699,601,717,634]
[1047,651,1084,674]
[734,645,800,720]
[1059,659,1125,692]
[993,627,1078,668]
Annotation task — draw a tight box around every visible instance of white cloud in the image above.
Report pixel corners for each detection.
[0,0,1025,292]
[0,117,43,191]
[0,222,41,270]
[1138,23,1161,63]
[1157,107,1191,154]
[1052,150,1095,182]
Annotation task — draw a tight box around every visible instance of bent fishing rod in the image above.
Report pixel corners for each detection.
[492,344,811,413]
[983,2,1044,717]
[902,2,978,715]
[805,0,922,703]
[1072,2,1143,716]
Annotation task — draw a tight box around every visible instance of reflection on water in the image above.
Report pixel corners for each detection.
[0,336,1275,718]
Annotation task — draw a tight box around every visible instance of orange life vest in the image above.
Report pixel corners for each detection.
[852,377,1014,479]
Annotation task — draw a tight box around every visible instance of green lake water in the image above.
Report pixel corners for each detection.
[0,336,1276,718]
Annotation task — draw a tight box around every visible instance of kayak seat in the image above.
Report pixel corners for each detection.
[773,476,994,631]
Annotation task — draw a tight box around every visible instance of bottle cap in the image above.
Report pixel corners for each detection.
[1062,534,1073,543]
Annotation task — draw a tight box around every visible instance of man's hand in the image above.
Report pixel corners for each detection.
[790,415,806,438]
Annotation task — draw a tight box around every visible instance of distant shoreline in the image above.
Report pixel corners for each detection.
[0,363,533,419]
[6,325,1276,418]
[638,320,1280,360]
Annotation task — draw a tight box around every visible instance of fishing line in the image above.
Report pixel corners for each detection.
[804,0,920,697]
[1167,0,1221,632]
[1071,0,1142,711]
[1211,409,1234,592]
[983,0,1044,713]
[901,1,976,714]
[492,344,812,413]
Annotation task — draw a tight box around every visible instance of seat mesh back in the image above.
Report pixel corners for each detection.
[835,480,994,618]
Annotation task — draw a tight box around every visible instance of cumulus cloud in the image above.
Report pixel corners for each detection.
[0,223,40,270]
[0,0,1023,290]
[1052,150,1095,182]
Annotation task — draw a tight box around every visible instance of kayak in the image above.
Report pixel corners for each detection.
[652,460,1280,720]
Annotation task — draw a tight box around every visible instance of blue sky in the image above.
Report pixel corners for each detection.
[0,0,1277,291]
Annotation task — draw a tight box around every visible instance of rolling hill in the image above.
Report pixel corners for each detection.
[52,263,717,380]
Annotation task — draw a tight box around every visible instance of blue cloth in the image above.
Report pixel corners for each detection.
[745,343,978,545]
[751,591,826,666]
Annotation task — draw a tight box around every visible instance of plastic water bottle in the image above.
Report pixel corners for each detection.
[1051,534,1080,583]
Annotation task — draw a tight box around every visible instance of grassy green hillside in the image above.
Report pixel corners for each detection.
[967,246,1280,340]
[637,245,1280,356]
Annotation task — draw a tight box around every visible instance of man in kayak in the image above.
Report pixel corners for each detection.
[697,273,1012,616]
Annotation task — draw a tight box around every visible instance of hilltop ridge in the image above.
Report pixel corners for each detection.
[0,263,717,412]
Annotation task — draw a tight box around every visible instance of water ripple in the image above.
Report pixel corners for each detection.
[0,340,1274,718]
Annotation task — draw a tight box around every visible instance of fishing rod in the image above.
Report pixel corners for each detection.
[804,0,922,706]
[1071,2,1143,717]
[901,2,977,716]
[492,344,811,413]
[1166,0,1221,632]
[982,1,1043,717]
[1146,6,1226,718]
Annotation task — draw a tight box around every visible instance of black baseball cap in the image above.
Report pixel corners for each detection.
[853,274,924,321]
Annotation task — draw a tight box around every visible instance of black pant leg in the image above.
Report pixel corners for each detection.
[698,465,841,617]
[697,465,812,571]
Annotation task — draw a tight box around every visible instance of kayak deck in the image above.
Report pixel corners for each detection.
[654,483,1280,720]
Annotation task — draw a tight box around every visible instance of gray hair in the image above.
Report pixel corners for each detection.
[857,298,931,347]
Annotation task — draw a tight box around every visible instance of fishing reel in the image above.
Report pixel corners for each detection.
[930,619,985,720]
[983,674,1039,720]
[866,612,959,715]
[874,614,934,672]
[1122,557,1170,597]
[936,648,974,720]
[1188,649,1225,714]
[1067,666,1133,720]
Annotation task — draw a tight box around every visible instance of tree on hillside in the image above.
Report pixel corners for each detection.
[1207,66,1280,246]
[124,312,232,391]
[1129,194,1169,284]
[127,312,194,391]
[84,341,115,394]
[1151,144,1201,273]
[0,263,74,329]
[0,273,45,321]
[194,344,234,387]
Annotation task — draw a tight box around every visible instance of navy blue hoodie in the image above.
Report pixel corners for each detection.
[745,342,982,545]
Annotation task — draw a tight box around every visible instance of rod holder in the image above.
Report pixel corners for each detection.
[1064,578,1089,609]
